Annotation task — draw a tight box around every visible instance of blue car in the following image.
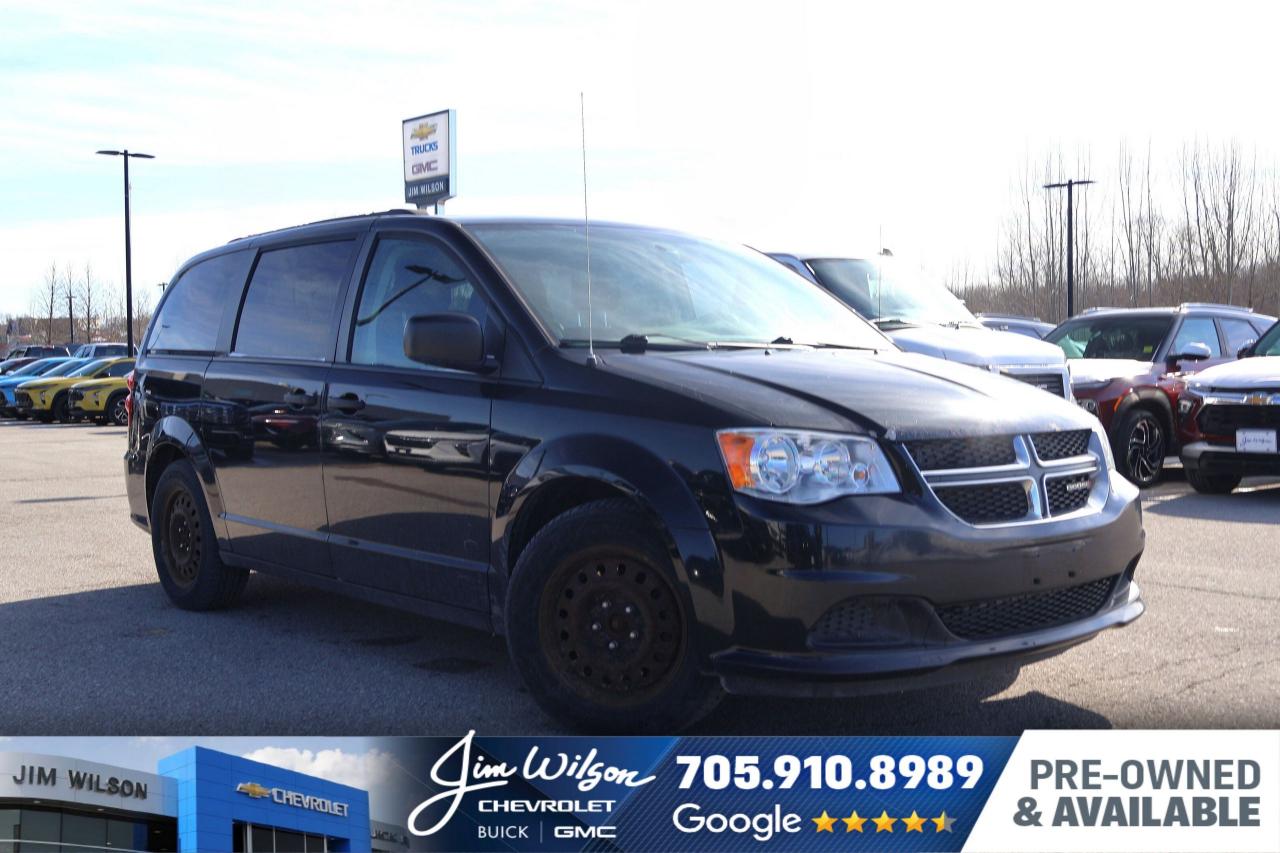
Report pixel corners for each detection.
[0,357,81,417]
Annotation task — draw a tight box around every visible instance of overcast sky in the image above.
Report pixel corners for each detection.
[2,0,1278,316]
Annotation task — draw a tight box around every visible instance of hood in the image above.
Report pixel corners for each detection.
[1188,356,1280,391]
[16,376,71,391]
[600,347,1093,440]
[884,324,1065,368]
[71,376,124,391]
[1066,358,1154,385]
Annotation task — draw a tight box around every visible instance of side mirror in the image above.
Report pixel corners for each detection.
[1165,340,1212,371]
[1237,341,1256,359]
[403,313,495,372]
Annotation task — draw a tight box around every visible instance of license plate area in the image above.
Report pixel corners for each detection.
[1236,429,1278,454]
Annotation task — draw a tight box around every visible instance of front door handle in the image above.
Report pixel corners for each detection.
[283,388,316,407]
[329,392,366,414]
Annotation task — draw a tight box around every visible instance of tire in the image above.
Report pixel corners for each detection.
[149,460,248,610]
[106,391,128,426]
[505,498,722,733]
[1186,467,1241,495]
[1114,408,1167,487]
[51,392,69,423]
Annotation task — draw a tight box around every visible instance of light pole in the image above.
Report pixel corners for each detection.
[96,149,155,353]
[1044,178,1094,319]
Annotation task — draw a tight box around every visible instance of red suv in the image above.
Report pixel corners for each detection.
[1045,303,1274,486]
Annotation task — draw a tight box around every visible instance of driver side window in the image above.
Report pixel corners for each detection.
[1170,316,1221,357]
[351,236,487,369]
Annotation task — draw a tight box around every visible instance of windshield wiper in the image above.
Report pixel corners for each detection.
[873,316,917,328]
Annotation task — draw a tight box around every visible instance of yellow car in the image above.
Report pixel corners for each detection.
[16,357,134,423]
[69,360,136,425]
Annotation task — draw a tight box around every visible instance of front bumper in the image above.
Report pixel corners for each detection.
[714,578,1142,696]
[696,456,1145,695]
[1181,440,1280,476]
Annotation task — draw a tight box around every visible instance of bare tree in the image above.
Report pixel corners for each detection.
[32,262,59,344]
[79,261,101,342]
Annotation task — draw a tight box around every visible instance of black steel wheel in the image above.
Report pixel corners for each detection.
[162,489,202,589]
[150,460,248,610]
[541,549,683,706]
[506,498,722,732]
[1117,409,1166,487]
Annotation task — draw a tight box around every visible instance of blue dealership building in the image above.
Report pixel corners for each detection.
[1,747,408,853]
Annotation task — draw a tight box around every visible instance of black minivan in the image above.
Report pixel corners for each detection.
[126,211,1145,731]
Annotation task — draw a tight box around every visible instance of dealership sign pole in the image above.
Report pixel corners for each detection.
[402,109,455,211]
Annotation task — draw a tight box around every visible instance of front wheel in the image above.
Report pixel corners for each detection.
[1186,468,1241,495]
[51,392,70,423]
[106,391,128,426]
[1115,409,1167,487]
[150,460,248,610]
[505,499,722,733]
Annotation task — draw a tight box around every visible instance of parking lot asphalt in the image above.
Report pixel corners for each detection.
[1,419,1277,736]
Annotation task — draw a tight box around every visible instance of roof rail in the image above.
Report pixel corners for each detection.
[228,209,418,243]
[1178,302,1253,313]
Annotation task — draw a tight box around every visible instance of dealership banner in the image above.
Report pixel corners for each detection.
[0,732,1274,852]
[379,731,1279,852]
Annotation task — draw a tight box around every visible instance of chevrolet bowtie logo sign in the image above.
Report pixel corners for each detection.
[235,781,351,816]
[236,782,272,799]
[410,122,437,141]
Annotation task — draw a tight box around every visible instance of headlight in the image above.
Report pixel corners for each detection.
[717,429,900,503]
[1076,398,1099,415]
[1092,424,1116,471]
[1177,392,1201,417]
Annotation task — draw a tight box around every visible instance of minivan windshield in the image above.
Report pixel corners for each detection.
[464,223,889,350]
[805,257,977,328]
[1046,315,1174,361]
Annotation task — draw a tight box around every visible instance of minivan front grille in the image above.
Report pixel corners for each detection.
[937,575,1118,639]
[1046,473,1093,515]
[903,435,1016,471]
[905,432,1104,527]
[1031,429,1091,461]
[934,482,1030,524]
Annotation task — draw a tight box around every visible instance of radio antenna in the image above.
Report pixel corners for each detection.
[580,91,598,367]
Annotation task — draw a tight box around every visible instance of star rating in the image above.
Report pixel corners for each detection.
[811,809,957,833]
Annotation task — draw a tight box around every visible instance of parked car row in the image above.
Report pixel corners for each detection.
[0,355,134,424]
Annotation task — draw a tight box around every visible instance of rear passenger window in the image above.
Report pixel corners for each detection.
[234,241,355,360]
[350,237,487,369]
[1220,318,1259,354]
[147,250,253,353]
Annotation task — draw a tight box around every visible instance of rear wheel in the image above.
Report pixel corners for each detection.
[505,499,722,733]
[1186,468,1241,495]
[150,460,248,610]
[1115,408,1167,487]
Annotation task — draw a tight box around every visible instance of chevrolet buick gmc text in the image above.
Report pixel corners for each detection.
[125,213,1145,731]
